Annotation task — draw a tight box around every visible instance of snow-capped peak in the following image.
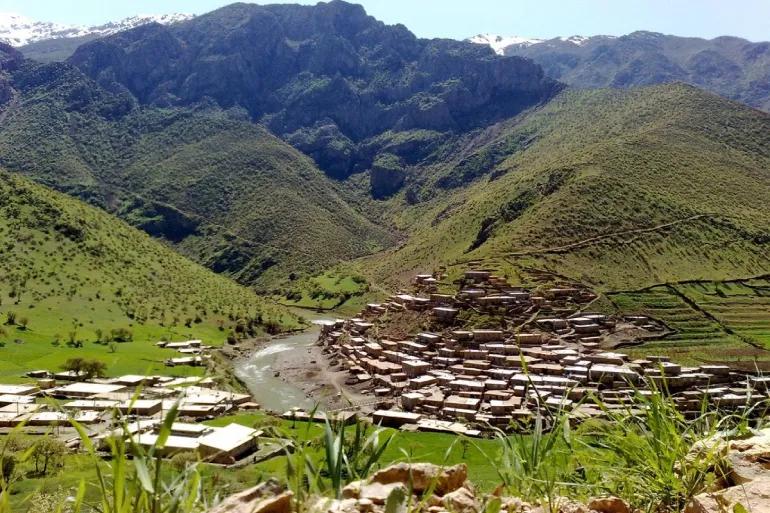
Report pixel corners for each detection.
[560,35,590,46]
[0,11,194,47]
[468,34,544,55]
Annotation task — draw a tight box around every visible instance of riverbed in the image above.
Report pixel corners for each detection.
[233,330,320,413]
[234,323,371,413]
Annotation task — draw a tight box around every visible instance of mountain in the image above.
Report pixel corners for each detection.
[0,12,193,46]
[0,1,560,288]
[0,54,394,287]
[1,12,194,63]
[467,34,544,55]
[65,1,561,179]
[360,84,770,291]
[471,31,770,111]
[0,170,300,379]
[4,2,770,298]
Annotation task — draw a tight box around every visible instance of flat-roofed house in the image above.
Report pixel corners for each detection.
[197,424,261,464]
[117,399,163,417]
[136,433,200,457]
[373,410,421,428]
[401,360,431,378]
[53,383,127,398]
[0,385,38,396]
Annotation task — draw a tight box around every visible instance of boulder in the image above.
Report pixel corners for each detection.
[343,480,364,499]
[310,498,359,513]
[206,479,292,513]
[727,430,770,485]
[555,498,589,513]
[369,462,468,495]
[441,487,477,513]
[359,482,409,505]
[686,478,770,513]
[587,497,630,513]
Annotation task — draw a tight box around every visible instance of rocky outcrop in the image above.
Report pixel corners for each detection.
[370,153,406,199]
[368,462,468,495]
[0,43,23,72]
[0,42,23,105]
[686,429,770,513]
[207,479,292,513]
[66,1,561,178]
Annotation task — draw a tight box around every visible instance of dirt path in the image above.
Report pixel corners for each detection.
[507,214,709,257]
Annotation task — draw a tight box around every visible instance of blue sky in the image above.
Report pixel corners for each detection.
[5,0,770,42]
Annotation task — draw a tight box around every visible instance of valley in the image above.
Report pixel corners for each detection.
[0,1,769,512]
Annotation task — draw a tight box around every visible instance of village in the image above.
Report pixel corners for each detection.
[0,338,270,465]
[309,269,770,437]
[0,268,769,467]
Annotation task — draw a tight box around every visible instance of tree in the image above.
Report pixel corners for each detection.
[110,327,132,342]
[94,328,103,343]
[32,437,66,476]
[18,317,29,330]
[5,311,16,326]
[82,359,108,380]
[61,357,86,378]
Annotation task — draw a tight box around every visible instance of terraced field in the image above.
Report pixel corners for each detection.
[607,284,770,367]
[677,281,770,349]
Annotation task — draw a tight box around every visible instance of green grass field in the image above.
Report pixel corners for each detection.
[207,413,503,486]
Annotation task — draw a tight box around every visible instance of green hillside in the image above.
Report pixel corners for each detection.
[0,61,394,287]
[0,170,301,380]
[361,84,770,290]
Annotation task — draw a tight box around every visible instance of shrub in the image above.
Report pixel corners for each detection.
[0,454,16,483]
[169,452,199,472]
[4,311,16,325]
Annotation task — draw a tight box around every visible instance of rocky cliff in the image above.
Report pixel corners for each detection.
[66,1,562,179]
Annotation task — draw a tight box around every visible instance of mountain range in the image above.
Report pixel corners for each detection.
[0,12,193,46]
[0,0,769,299]
[470,31,770,111]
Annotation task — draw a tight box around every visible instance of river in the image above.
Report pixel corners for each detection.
[233,328,322,413]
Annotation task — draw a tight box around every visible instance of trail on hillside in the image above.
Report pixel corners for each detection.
[506,214,709,257]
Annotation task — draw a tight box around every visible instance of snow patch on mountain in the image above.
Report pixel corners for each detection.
[468,34,544,55]
[470,33,620,54]
[0,12,194,46]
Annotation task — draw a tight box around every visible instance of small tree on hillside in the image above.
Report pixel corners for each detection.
[18,317,29,330]
[5,311,16,326]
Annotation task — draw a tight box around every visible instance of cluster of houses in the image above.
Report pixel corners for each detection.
[156,339,212,367]
[315,270,770,436]
[0,367,264,464]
